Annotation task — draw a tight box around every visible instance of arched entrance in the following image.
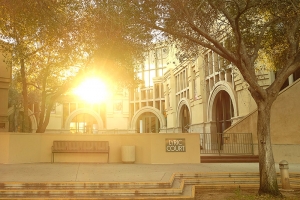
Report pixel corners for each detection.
[70,113,98,134]
[177,99,191,133]
[65,108,103,133]
[207,82,238,134]
[205,83,237,152]
[215,90,234,133]
[130,106,166,132]
[180,104,190,133]
[137,112,160,133]
[213,90,234,150]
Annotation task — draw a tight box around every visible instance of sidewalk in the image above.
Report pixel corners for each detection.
[0,163,299,183]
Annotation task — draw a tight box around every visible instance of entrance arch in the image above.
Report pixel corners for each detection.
[207,83,236,150]
[207,82,238,125]
[136,112,160,133]
[214,91,234,133]
[64,108,103,133]
[130,106,166,133]
[177,98,191,133]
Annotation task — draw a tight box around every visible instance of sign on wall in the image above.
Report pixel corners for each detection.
[114,101,123,113]
[165,138,186,152]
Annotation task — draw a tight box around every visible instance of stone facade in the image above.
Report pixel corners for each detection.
[5,45,299,138]
[0,53,11,132]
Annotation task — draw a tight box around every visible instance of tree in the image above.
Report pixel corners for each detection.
[130,0,300,196]
[1,0,152,133]
[33,0,152,133]
[0,0,90,132]
[8,77,23,132]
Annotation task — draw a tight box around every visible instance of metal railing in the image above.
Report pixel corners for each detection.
[69,129,135,134]
[200,133,254,155]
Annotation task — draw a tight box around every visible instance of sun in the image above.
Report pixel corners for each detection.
[73,77,109,103]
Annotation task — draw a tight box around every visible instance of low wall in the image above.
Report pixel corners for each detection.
[225,80,300,163]
[0,132,200,164]
[252,144,300,164]
[226,79,300,144]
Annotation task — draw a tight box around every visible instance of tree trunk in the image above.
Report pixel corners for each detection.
[36,101,54,133]
[13,104,19,132]
[36,86,47,133]
[36,66,50,133]
[257,101,281,196]
[20,58,30,133]
[36,80,72,133]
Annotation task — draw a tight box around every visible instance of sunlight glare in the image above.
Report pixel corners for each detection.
[73,77,109,103]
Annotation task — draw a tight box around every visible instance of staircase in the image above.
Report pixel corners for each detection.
[200,155,259,163]
[0,172,299,199]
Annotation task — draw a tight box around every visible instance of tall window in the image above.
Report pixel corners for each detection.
[175,68,189,105]
[204,50,233,94]
[138,46,169,87]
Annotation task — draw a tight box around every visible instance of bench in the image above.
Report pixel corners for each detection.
[51,141,109,163]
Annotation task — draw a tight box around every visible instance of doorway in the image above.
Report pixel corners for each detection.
[137,112,160,133]
[180,104,190,133]
[215,90,233,133]
[70,113,98,134]
[214,90,234,150]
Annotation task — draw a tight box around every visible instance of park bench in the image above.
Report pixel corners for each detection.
[51,141,109,163]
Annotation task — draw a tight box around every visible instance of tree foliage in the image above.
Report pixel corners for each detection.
[0,0,92,132]
[85,0,152,87]
[0,0,152,132]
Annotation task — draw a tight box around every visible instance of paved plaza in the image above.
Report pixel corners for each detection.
[0,162,299,182]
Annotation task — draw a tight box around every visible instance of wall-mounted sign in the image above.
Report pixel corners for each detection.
[114,101,123,113]
[165,138,186,152]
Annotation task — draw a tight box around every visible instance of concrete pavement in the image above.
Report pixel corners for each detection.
[0,162,299,183]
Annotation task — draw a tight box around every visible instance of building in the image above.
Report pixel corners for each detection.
[7,43,300,135]
[4,43,300,163]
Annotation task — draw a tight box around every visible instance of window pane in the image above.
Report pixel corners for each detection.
[144,71,149,87]
[149,70,155,86]
[149,52,155,69]
[158,68,163,76]
[149,63,155,69]
[137,72,143,80]
[144,60,149,70]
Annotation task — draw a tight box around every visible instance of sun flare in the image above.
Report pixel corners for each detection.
[73,77,109,103]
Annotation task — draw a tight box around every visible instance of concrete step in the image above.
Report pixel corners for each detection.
[0,188,184,196]
[0,172,298,199]
[0,181,172,189]
[0,178,190,199]
[175,172,260,179]
[200,155,259,163]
